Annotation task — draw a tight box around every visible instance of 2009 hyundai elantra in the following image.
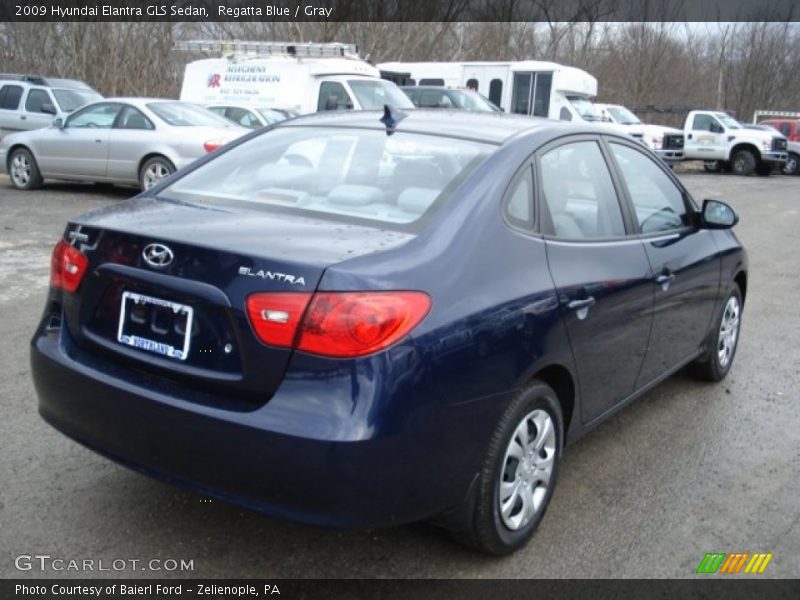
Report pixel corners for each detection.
[31,109,747,555]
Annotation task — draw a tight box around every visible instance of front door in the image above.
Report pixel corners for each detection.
[606,140,721,384]
[38,102,121,178]
[685,113,727,160]
[538,138,654,423]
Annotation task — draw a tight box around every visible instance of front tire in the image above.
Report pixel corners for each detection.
[8,147,43,190]
[139,156,175,191]
[731,150,756,176]
[783,152,799,175]
[449,381,563,555]
[689,286,743,382]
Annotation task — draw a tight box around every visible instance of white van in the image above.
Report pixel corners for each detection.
[378,60,642,138]
[178,41,413,115]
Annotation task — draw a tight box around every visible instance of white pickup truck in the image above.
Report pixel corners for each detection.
[595,103,684,165]
[683,110,788,175]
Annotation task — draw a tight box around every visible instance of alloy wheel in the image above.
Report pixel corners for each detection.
[10,153,31,187]
[142,162,171,189]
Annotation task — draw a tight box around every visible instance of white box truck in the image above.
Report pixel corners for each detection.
[377,60,644,139]
[178,41,413,115]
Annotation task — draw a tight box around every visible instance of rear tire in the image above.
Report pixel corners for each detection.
[731,150,756,176]
[688,286,743,382]
[448,380,563,556]
[7,147,43,190]
[783,152,799,175]
[139,156,175,191]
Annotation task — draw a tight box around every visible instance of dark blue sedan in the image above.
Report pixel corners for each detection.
[31,109,747,555]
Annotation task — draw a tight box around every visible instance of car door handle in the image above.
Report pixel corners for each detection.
[655,273,675,284]
[567,297,596,310]
[20,115,26,120]
[687,133,692,140]
[567,296,595,321]
[94,139,103,143]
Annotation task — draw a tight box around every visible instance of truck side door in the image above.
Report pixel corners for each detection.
[685,113,727,160]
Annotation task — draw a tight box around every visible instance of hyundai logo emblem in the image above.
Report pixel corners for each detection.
[142,243,174,268]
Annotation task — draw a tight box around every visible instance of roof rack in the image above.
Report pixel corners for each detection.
[753,109,800,123]
[0,73,48,85]
[175,40,361,60]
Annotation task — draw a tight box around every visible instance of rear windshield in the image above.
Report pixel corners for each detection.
[147,102,234,127]
[161,126,494,226]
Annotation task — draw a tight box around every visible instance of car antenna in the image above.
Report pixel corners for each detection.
[380,105,408,135]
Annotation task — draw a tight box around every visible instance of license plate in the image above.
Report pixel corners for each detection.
[117,291,193,361]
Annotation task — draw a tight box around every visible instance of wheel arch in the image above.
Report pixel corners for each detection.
[137,152,176,177]
[528,363,576,441]
[729,142,761,161]
[734,270,747,305]
[6,143,38,170]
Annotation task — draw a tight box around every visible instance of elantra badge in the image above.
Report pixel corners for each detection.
[142,243,174,268]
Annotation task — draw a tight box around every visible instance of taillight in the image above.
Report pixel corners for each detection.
[50,239,89,293]
[246,291,430,358]
[203,139,223,153]
[246,292,313,348]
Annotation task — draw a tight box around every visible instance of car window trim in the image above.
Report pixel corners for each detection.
[533,133,635,243]
[66,101,124,128]
[501,162,536,233]
[600,135,698,238]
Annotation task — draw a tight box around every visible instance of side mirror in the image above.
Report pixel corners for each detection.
[52,117,65,129]
[700,199,738,229]
[41,103,57,115]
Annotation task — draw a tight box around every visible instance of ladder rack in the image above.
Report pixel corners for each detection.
[175,40,361,60]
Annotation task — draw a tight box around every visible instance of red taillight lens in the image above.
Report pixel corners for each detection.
[298,292,430,358]
[203,139,223,153]
[50,240,89,293]
[245,291,431,358]
[246,292,313,348]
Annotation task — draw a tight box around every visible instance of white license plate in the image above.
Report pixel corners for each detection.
[116,291,193,361]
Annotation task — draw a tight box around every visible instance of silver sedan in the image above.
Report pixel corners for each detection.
[0,98,248,191]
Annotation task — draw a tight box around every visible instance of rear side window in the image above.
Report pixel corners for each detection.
[609,142,690,233]
[116,105,154,130]
[0,85,23,110]
[225,107,260,128]
[419,78,445,86]
[25,89,52,113]
[161,127,494,227]
[539,141,626,239]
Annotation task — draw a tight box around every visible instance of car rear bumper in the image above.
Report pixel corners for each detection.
[31,327,486,529]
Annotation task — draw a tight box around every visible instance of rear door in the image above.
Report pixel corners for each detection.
[606,139,720,384]
[538,137,654,423]
[0,83,25,133]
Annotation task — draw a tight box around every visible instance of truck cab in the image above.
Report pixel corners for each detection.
[178,41,413,116]
[684,110,788,175]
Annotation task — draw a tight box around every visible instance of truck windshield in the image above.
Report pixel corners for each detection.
[348,80,415,110]
[147,102,235,127]
[160,126,493,227]
[52,89,103,113]
[568,97,607,122]
[716,114,741,129]
[606,106,641,125]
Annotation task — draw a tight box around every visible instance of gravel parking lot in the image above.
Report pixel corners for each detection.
[0,171,798,579]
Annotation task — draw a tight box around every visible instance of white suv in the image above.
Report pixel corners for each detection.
[0,75,102,138]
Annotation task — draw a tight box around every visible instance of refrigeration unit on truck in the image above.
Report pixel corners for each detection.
[178,40,413,116]
[683,110,788,176]
[376,60,645,140]
[595,103,684,165]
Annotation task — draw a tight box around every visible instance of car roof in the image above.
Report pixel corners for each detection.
[279,109,562,145]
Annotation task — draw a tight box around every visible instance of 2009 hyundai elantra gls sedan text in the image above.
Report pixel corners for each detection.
[31,109,747,555]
